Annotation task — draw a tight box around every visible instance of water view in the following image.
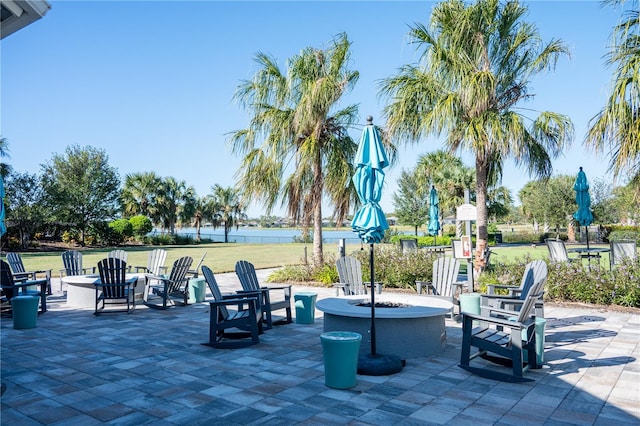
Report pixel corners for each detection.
[155,227,367,244]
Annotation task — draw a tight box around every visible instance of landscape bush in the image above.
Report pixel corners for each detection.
[109,219,133,242]
[479,254,640,308]
[129,215,153,239]
[273,249,640,309]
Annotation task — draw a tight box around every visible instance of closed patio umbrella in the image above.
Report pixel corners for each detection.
[428,185,440,246]
[0,175,6,238]
[351,116,402,376]
[573,167,594,250]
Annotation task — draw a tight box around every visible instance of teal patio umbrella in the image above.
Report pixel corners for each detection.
[428,185,440,246]
[351,116,402,375]
[0,175,6,239]
[573,167,594,250]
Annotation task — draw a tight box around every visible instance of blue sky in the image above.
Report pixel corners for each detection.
[1,1,625,218]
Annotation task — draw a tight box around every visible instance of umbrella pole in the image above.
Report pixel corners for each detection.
[586,226,590,251]
[369,243,376,356]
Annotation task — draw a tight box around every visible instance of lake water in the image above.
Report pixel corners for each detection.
[153,227,366,244]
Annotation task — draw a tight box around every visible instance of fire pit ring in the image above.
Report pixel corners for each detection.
[316,294,453,358]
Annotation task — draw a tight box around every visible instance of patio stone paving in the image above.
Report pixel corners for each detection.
[1,270,638,425]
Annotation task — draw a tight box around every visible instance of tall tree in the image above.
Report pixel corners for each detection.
[380,0,573,269]
[486,186,514,223]
[393,169,428,235]
[121,172,162,218]
[519,175,575,234]
[587,0,640,184]
[229,33,366,266]
[0,136,11,178]
[211,185,246,243]
[414,150,475,218]
[189,195,217,242]
[155,177,189,235]
[5,171,48,249]
[41,145,120,245]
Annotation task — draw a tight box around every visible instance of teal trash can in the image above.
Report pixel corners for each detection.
[510,316,546,366]
[12,295,40,330]
[459,293,481,315]
[524,317,546,365]
[188,278,207,304]
[459,293,481,325]
[294,292,317,324]
[320,331,362,389]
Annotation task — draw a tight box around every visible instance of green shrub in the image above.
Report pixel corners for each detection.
[130,215,153,238]
[608,229,640,243]
[109,219,133,241]
[174,234,195,245]
[147,234,175,245]
[390,235,451,247]
[61,230,77,244]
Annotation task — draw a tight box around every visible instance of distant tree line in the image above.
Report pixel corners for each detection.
[1,144,245,249]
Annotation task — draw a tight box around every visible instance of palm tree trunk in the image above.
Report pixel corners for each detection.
[475,157,489,272]
[312,151,324,267]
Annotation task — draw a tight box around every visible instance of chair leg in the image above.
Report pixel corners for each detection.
[460,315,472,367]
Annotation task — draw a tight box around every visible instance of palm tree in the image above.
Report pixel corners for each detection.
[189,195,217,242]
[229,33,361,266]
[380,0,574,269]
[121,172,161,218]
[155,177,186,235]
[586,0,639,185]
[0,136,12,178]
[211,185,246,243]
[415,150,474,216]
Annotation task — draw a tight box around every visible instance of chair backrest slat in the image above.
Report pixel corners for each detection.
[235,260,262,292]
[97,258,128,298]
[431,257,460,297]
[108,250,128,263]
[6,253,26,274]
[546,239,569,262]
[166,256,193,293]
[147,249,167,275]
[62,250,84,276]
[400,239,418,254]
[201,265,229,320]
[516,261,548,323]
[610,240,637,268]
[336,256,366,295]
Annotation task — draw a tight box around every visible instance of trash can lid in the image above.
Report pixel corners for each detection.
[11,295,40,300]
[295,292,317,297]
[459,293,481,299]
[321,331,362,341]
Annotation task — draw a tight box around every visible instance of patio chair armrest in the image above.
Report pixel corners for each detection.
[145,273,169,284]
[333,282,347,296]
[232,290,262,298]
[134,266,148,273]
[485,283,518,295]
[480,304,523,319]
[461,311,528,329]
[364,282,383,294]
[211,296,257,305]
[415,280,432,295]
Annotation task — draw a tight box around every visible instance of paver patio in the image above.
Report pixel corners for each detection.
[1,270,638,425]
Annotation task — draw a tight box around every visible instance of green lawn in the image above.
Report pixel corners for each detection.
[10,241,613,277]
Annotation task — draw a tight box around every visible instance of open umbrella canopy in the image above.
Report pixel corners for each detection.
[428,185,440,237]
[573,167,593,227]
[351,119,389,244]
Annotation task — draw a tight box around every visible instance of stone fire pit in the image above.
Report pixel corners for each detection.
[316,294,453,359]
